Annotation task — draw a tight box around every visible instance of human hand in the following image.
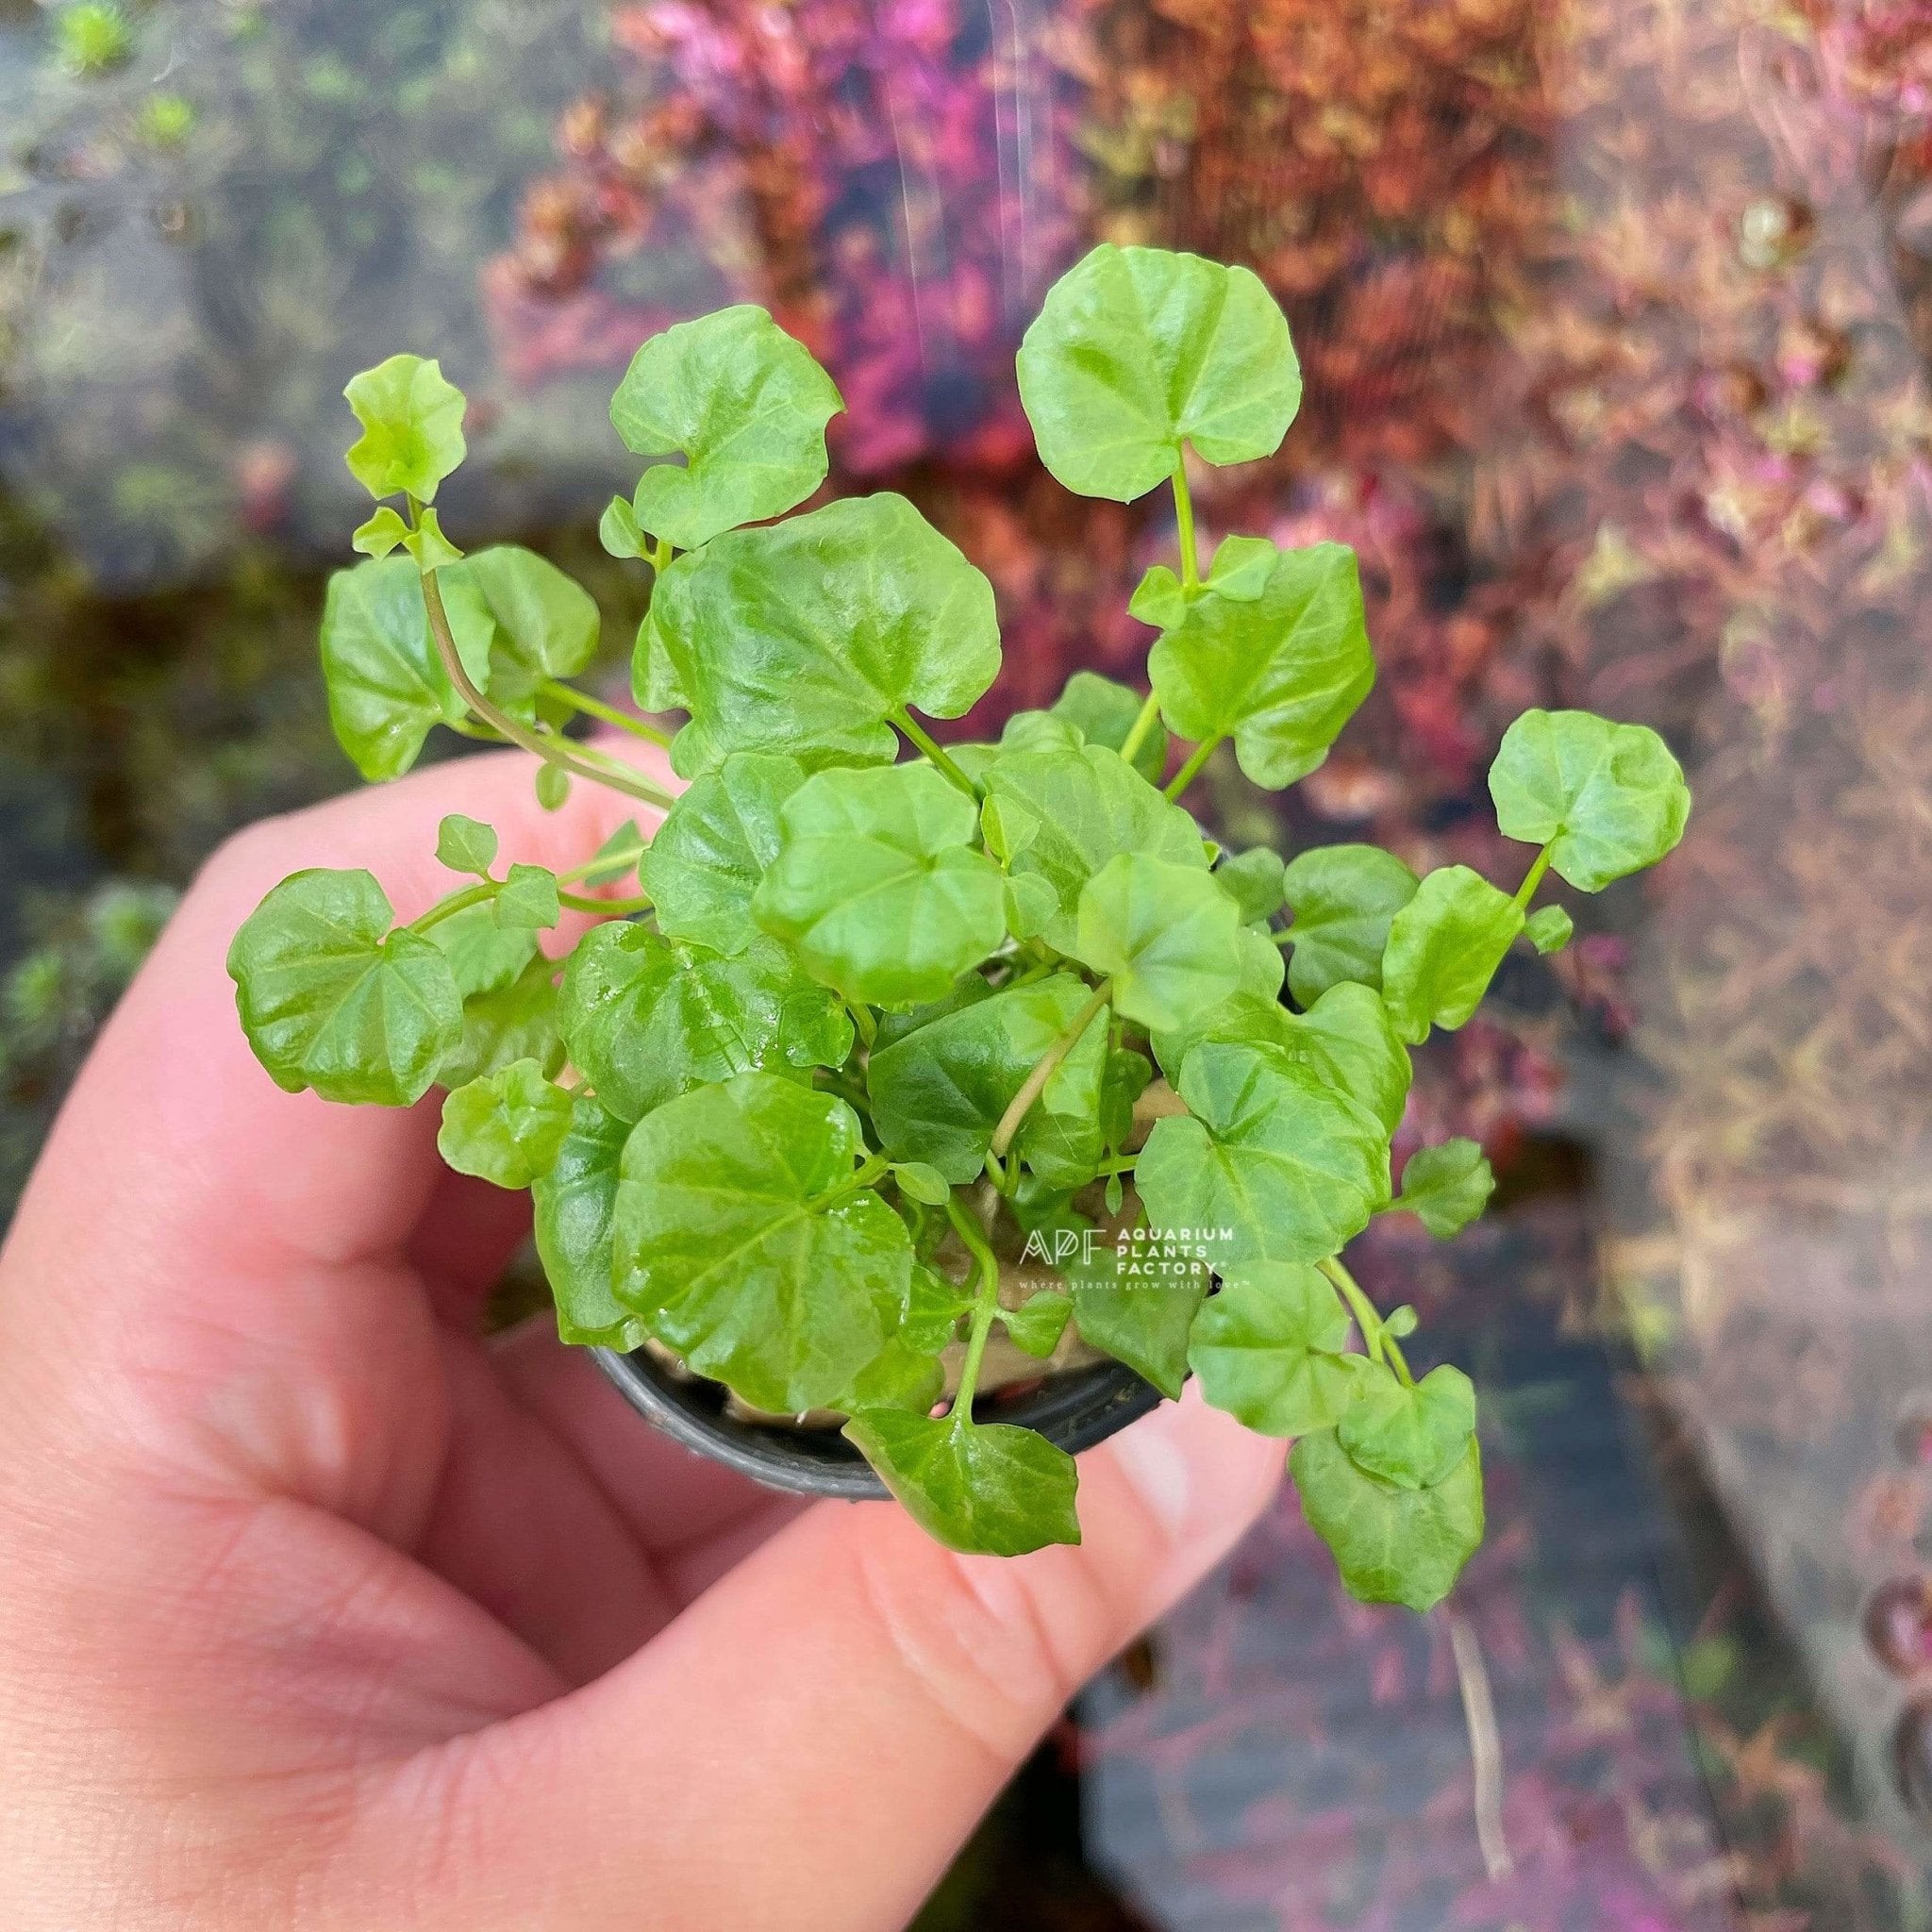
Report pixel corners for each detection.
[0,746,1280,1931]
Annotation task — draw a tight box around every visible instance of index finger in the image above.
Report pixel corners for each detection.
[0,747,661,1373]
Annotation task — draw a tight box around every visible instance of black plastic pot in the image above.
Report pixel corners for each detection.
[592,1345,1164,1499]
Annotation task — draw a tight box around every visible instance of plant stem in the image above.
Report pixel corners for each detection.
[1511,841,1555,911]
[541,679,674,750]
[558,889,652,916]
[890,708,977,797]
[811,1152,890,1214]
[943,1192,1003,1425]
[847,1001,877,1050]
[1172,453,1201,589]
[407,880,498,936]
[989,979,1111,1158]
[1164,735,1223,800]
[1318,1255,1414,1387]
[1117,689,1163,766]
[418,565,676,811]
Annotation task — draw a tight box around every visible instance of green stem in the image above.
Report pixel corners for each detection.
[989,979,1112,1158]
[1095,1151,1139,1176]
[1118,689,1163,766]
[890,708,978,797]
[1164,735,1223,801]
[1172,453,1201,590]
[1273,926,1296,949]
[1511,842,1555,912]
[418,565,675,812]
[541,679,674,751]
[558,889,652,916]
[407,880,498,936]
[649,535,674,574]
[847,1002,877,1051]
[943,1192,1003,1425]
[811,1152,890,1214]
[1319,1255,1414,1387]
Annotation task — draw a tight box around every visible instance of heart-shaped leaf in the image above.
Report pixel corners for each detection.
[1380,865,1524,1045]
[1136,1040,1390,1269]
[438,1058,573,1190]
[1338,1361,1477,1490]
[227,868,460,1107]
[342,353,467,502]
[641,751,808,957]
[752,762,1007,1008]
[1149,541,1374,790]
[612,1074,912,1413]
[867,974,1112,1188]
[983,743,1208,952]
[1188,1263,1357,1435]
[636,493,1000,776]
[1017,243,1301,501]
[610,305,843,550]
[1488,708,1690,891]
[1047,669,1168,782]
[1215,846,1287,925]
[559,923,850,1124]
[1290,1429,1484,1611]
[1073,853,1246,1032]
[454,545,600,715]
[319,557,492,782]
[533,1096,647,1350]
[843,1410,1080,1555]
[1279,843,1420,1006]
[1392,1139,1493,1237]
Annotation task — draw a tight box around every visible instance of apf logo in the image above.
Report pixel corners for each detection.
[1015,1224,1237,1283]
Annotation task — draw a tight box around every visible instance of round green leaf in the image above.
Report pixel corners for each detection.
[226,869,460,1107]
[342,353,467,503]
[1002,1290,1074,1358]
[1488,708,1691,891]
[455,546,600,716]
[843,1411,1080,1556]
[1149,542,1374,790]
[868,973,1113,1189]
[1379,865,1524,1045]
[640,751,808,957]
[1524,904,1574,955]
[1337,1361,1477,1491]
[1392,1139,1493,1237]
[493,863,561,932]
[611,305,843,551]
[438,950,562,1091]
[1017,243,1301,501]
[1289,1429,1484,1612]
[1279,843,1420,1006]
[636,493,1000,776]
[752,762,1007,1008]
[1073,853,1246,1033]
[983,743,1208,953]
[423,897,540,1002]
[891,1161,953,1207]
[319,557,491,782]
[1188,1263,1358,1436]
[1048,670,1168,783]
[612,1074,912,1413]
[558,922,846,1124]
[435,814,498,876]
[1215,846,1287,925]
[533,1096,646,1349]
[437,1058,573,1190]
[1136,1040,1390,1269]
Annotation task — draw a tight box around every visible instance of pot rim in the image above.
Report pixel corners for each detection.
[592,1345,1164,1499]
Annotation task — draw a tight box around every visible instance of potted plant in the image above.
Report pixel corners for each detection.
[225,243,1690,1604]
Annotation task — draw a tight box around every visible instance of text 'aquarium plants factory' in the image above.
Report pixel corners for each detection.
[225,243,1689,1596]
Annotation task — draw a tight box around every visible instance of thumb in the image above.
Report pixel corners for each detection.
[398,1389,1279,1931]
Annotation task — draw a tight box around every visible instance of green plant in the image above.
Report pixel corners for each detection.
[52,3,135,77]
[225,245,1690,1596]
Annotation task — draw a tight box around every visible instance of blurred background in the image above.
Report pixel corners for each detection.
[6,0,1932,1924]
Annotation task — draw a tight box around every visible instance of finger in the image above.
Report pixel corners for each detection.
[398,1391,1282,1932]
[486,1320,802,1558]
[0,745,666,1482]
